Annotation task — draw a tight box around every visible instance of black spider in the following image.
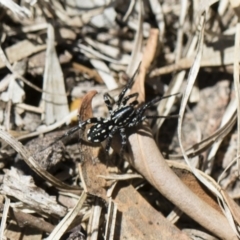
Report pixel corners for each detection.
[49,72,178,157]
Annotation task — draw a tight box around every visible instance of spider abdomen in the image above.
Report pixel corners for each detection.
[87,121,113,143]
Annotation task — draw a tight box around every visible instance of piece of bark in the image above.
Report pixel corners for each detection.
[0,167,66,217]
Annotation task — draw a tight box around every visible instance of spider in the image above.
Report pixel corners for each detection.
[49,71,178,157]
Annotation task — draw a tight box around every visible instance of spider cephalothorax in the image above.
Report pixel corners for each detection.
[53,72,178,157]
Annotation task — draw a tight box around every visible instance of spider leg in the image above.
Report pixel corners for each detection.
[140,115,179,123]
[134,93,180,122]
[119,128,127,157]
[128,94,179,127]
[121,92,139,106]
[145,115,179,119]
[41,123,85,151]
[47,124,83,148]
[139,93,179,113]
[103,93,115,113]
[104,127,127,157]
[116,63,141,106]
[40,117,104,151]
[105,126,118,154]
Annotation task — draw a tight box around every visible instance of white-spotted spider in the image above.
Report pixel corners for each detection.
[48,71,179,157]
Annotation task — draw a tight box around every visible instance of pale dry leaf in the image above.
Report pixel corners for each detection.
[89,59,118,90]
[169,112,236,160]
[183,229,219,240]
[5,22,48,36]
[85,37,127,60]
[42,23,69,125]
[1,77,25,104]
[0,74,11,92]
[91,5,116,28]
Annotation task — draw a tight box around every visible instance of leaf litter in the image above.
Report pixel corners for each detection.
[0,1,240,240]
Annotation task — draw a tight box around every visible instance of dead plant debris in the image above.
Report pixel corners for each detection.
[0,1,240,240]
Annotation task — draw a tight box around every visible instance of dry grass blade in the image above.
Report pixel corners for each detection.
[126,0,143,76]
[89,59,118,90]
[87,199,102,240]
[79,44,129,65]
[97,173,142,180]
[105,198,117,240]
[169,110,237,160]
[150,44,240,77]
[47,191,87,240]
[233,23,240,175]
[205,98,237,174]
[123,0,136,22]
[153,30,198,135]
[72,62,103,84]
[0,197,10,240]
[148,0,165,41]
[175,0,188,62]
